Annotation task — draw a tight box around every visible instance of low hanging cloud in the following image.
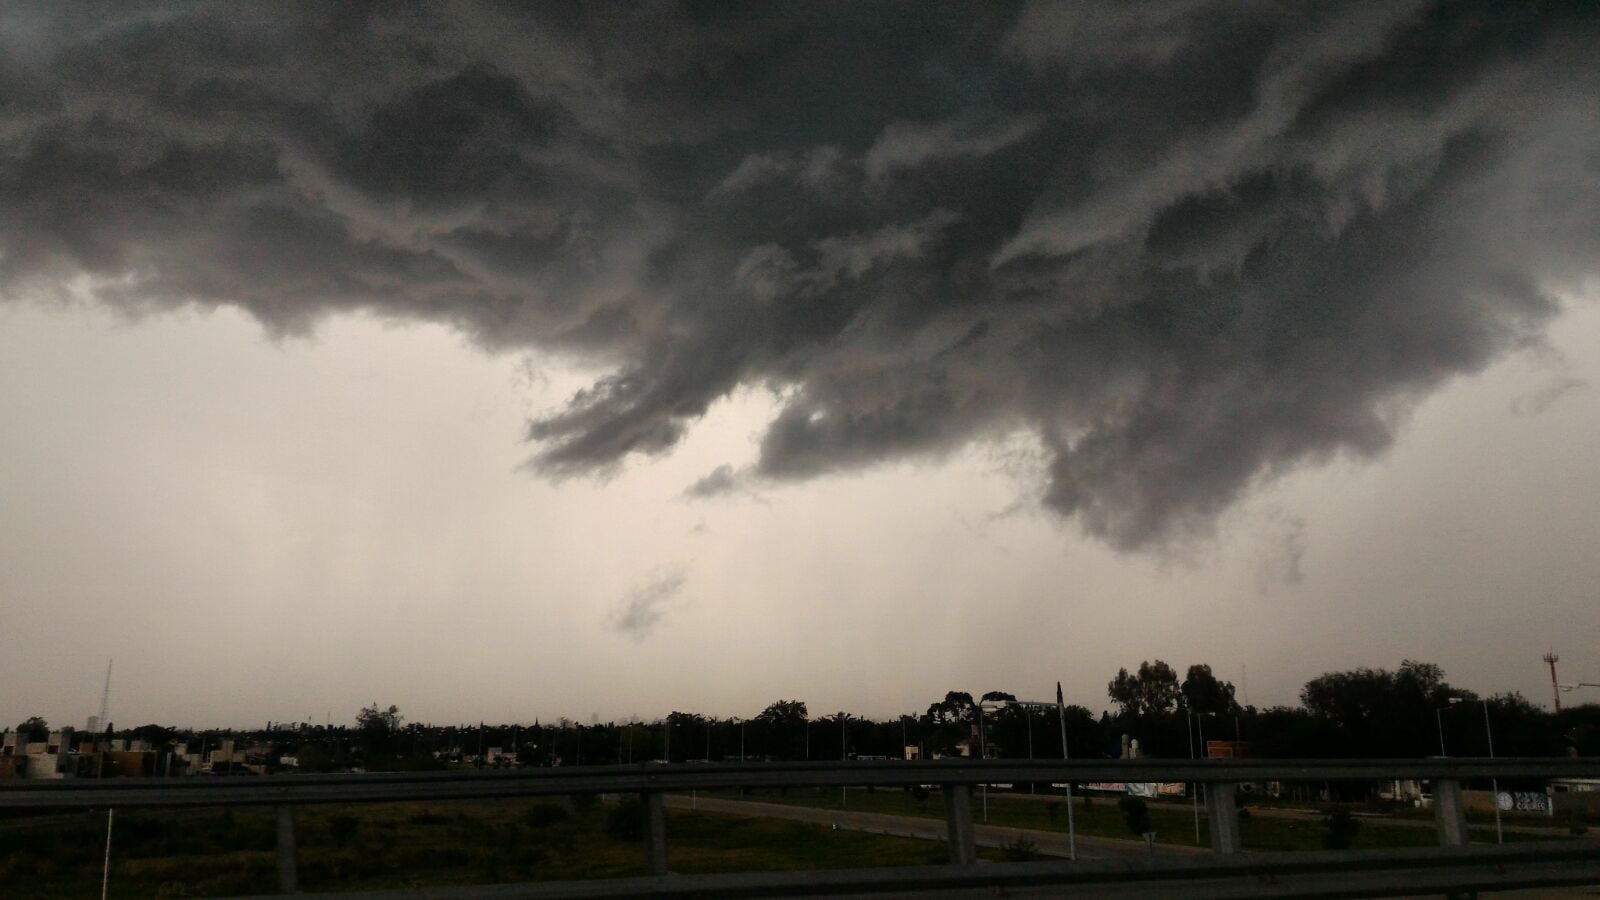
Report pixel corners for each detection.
[608,573,687,642]
[1510,376,1588,417]
[2,2,1598,550]
[683,464,741,500]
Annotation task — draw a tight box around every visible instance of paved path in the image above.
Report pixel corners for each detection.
[1003,791,1567,837]
[1150,800,1564,837]
[664,794,1200,862]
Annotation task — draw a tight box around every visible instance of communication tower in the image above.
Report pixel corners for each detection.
[1545,652,1561,713]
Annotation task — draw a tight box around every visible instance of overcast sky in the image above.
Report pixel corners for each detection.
[1,2,1597,730]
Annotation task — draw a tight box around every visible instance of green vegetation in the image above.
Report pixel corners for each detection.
[0,798,1008,898]
[701,787,1569,854]
[1118,796,1152,838]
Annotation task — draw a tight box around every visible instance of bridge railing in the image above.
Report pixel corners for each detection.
[2,757,1596,895]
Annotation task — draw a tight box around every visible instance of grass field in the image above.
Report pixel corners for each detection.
[0,797,1014,898]
[700,786,1570,853]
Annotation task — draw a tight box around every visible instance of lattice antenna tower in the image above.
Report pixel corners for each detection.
[1544,651,1560,714]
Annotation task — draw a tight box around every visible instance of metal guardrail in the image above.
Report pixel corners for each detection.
[4,757,1598,896]
[2,757,1593,808]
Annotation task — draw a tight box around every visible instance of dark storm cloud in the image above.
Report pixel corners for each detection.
[684,464,740,499]
[609,572,687,641]
[2,1,1598,549]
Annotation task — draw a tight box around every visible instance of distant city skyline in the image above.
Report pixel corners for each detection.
[2,3,1598,730]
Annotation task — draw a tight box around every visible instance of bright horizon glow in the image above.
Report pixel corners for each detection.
[2,293,1596,730]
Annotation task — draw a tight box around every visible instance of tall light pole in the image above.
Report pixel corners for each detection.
[1025,708,1035,793]
[840,713,849,808]
[1196,707,1216,839]
[1187,708,1199,845]
[1451,698,1502,844]
[1435,706,1449,757]
[974,699,991,822]
[1008,691,1076,861]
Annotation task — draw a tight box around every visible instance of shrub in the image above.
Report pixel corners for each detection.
[1321,809,1361,850]
[605,797,645,842]
[1118,797,1152,838]
[524,803,571,830]
[328,814,360,848]
[1003,834,1038,861]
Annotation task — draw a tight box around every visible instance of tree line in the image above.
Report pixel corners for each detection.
[13,659,1599,772]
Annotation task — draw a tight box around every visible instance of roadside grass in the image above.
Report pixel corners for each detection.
[0,798,1009,898]
[700,787,1566,853]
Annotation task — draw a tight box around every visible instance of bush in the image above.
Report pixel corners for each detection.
[1321,809,1361,850]
[328,814,360,848]
[524,803,571,830]
[605,797,645,842]
[1003,834,1038,861]
[1118,797,1152,838]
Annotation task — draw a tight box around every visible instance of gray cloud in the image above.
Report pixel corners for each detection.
[683,464,740,499]
[1511,376,1588,416]
[1255,510,1308,593]
[2,1,1598,550]
[608,572,687,642]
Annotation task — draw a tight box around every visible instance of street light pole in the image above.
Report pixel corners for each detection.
[1009,691,1075,860]
[1195,711,1216,845]
[975,700,988,822]
[1055,684,1077,862]
[1452,697,1502,844]
[1483,700,1502,845]
[1435,706,1448,757]
[1187,709,1199,845]
[1026,710,1035,793]
[840,713,848,808]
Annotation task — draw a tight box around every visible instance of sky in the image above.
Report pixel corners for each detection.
[1,1,1598,730]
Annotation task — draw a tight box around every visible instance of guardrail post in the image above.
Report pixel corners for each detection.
[943,783,977,865]
[643,791,668,876]
[1204,782,1242,854]
[1434,778,1470,846]
[275,804,298,894]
